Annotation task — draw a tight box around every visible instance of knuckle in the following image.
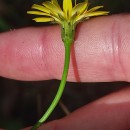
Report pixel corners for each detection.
[103,19,126,80]
[110,20,126,80]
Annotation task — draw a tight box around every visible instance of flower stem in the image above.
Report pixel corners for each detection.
[30,42,71,130]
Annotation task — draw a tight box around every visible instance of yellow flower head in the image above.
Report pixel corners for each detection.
[27,0,108,26]
[27,0,109,43]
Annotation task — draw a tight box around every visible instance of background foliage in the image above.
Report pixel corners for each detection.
[0,0,130,129]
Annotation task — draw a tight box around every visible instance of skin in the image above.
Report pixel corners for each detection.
[0,14,130,129]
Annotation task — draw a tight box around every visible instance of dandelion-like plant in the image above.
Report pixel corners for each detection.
[27,0,109,129]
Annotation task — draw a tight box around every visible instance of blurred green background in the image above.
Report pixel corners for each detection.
[0,0,130,129]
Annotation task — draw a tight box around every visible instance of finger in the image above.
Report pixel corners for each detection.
[0,14,130,81]
[23,87,130,130]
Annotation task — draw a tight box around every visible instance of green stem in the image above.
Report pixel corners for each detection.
[31,43,71,130]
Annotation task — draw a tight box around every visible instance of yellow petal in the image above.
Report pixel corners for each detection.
[74,10,108,24]
[32,4,50,14]
[63,0,72,18]
[27,11,50,16]
[85,11,109,17]
[42,1,63,16]
[72,2,88,17]
[33,17,54,22]
[74,0,76,6]
[51,0,61,9]
[87,6,103,13]
[74,15,86,24]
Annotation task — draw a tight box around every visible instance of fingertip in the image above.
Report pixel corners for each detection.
[40,87,130,130]
[0,26,62,80]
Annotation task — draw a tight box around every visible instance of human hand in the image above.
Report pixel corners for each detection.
[0,14,130,130]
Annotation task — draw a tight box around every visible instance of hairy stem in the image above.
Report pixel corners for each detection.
[31,43,71,130]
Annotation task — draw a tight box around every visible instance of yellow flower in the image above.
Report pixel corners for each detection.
[27,0,108,26]
[27,0,108,43]
[27,1,109,130]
